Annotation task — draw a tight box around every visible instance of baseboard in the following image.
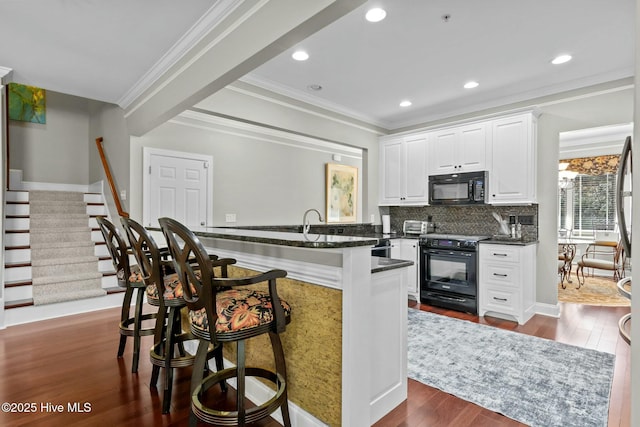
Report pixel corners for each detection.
[535,301,561,318]
[183,341,328,427]
[9,169,89,192]
[2,293,124,327]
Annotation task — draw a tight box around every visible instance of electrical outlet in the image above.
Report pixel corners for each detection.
[370,214,375,223]
[225,213,236,223]
[519,215,535,225]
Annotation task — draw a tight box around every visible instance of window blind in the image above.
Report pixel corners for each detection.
[571,173,617,233]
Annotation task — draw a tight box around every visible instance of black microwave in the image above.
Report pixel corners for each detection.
[429,171,488,205]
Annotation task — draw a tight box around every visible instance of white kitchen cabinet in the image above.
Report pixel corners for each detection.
[390,238,420,299]
[429,122,488,175]
[488,113,537,204]
[478,243,536,325]
[369,266,408,424]
[379,134,428,205]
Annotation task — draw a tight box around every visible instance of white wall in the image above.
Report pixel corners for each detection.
[9,91,90,185]
[195,82,384,222]
[631,2,639,425]
[0,72,9,328]
[536,87,633,305]
[129,113,364,226]
[88,101,131,216]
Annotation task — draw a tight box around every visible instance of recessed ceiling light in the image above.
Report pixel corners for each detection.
[307,84,322,91]
[551,54,572,65]
[399,100,412,107]
[464,81,479,89]
[292,50,309,61]
[365,8,387,22]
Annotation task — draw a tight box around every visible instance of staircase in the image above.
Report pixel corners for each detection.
[3,189,121,325]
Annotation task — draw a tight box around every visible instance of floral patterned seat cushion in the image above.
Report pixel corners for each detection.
[146,272,195,302]
[117,265,145,287]
[189,288,291,334]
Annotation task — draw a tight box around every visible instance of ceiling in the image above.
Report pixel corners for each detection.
[0,0,215,104]
[0,0,635,131]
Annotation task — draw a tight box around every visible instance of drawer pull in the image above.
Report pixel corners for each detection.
[493,273,508,277]
[493,297,508,302]
[493,253,508,257]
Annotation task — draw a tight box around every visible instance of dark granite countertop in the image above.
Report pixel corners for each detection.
[188,227,379,249]
[371,256,414,273]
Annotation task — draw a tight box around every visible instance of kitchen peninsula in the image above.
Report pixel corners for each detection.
[161,226,410,427]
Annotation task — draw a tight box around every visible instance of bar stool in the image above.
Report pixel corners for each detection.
[159,217,292,427]
[96,216,157,373]
[120,217,229,414]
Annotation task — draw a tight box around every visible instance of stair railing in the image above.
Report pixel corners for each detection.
[96,137,129,218]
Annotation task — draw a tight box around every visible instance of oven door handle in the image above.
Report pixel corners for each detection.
[438,295,468,303]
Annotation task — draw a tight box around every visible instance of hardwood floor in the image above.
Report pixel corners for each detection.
[374,301,632,427]
[0,301,630,426]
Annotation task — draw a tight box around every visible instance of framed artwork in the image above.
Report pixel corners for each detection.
[8,83,46,124]
[326,163,357,223]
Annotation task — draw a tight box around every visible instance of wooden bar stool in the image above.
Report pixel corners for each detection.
[96,216,157,373]
[120,217,228,414]
[159,217,292,427]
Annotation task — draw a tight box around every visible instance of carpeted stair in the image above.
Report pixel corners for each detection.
[29,190,106,305]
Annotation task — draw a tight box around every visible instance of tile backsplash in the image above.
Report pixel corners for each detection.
[387,204,538,240]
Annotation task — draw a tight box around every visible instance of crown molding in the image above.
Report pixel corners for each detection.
[172,109,363,158]
[560,122,633,146]
[559,122,632,157]
[239,73,389,129]
[0,66,13,84]
[117,0,244,109]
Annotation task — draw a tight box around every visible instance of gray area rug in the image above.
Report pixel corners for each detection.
[407,309,615,427]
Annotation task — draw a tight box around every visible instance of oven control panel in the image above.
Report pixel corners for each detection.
[424,238,478,250]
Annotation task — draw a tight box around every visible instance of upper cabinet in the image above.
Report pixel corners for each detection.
[488,113,537,204]
[379,133,429,205]
[430,122,488,174]
[378,111,537,206]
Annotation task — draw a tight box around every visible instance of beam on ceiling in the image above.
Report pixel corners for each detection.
[124,0,367,136]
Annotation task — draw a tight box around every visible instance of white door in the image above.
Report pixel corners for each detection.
[144,148,213,228]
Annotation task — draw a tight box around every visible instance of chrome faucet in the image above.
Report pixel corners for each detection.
[303,208,323,235]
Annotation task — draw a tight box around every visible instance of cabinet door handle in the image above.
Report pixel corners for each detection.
[493,273,508,277]
[492,253,508,257]
[493,297,508,302]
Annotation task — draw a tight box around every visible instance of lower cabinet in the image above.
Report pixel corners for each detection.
[369,267,408,424]
[391,238,419,299]
[478,243,536,325]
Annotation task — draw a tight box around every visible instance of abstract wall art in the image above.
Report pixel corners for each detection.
[8,83,46,124]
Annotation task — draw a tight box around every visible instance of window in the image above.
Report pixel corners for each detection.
[559,173,617,237]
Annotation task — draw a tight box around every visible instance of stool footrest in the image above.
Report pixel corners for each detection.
[192,366,287,426]
[149,341,218,369]
[119,313,157,337]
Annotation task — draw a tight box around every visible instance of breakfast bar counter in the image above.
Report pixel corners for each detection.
[159,227,409,427]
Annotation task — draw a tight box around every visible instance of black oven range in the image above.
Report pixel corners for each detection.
[419,233,489,314]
